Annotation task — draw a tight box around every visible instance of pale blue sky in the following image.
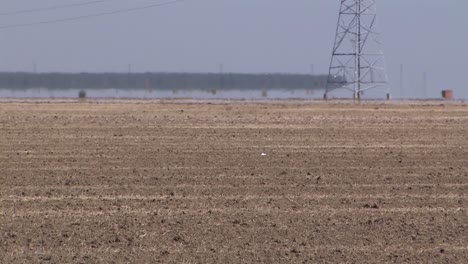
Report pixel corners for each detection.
[0,0,467,98]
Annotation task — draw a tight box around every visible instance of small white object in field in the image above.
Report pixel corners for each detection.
[261,153,267,156]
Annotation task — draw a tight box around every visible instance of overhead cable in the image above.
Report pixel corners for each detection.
[0,0,183,30]
[0,0,116,16]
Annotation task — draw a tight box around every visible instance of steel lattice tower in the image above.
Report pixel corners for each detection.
[325,0,389,100]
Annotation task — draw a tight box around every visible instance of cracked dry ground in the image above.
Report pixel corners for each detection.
[0,101,467,263]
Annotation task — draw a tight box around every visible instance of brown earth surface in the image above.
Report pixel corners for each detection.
[0,100,467,263]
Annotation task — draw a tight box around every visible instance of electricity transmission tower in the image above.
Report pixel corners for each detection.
[325,0,389,100]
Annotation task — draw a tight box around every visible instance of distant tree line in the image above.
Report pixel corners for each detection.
[0,72,330,90]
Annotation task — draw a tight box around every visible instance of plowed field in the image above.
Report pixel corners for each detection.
[1,101,467,263]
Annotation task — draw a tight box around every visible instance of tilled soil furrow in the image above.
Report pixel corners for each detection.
[1,173,467,187]
[1,101,467,263]
[1,185,467,198]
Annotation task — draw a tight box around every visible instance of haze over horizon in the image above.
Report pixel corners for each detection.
[1,0,467,98]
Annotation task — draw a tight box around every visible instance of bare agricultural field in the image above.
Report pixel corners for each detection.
[0,100,467,263]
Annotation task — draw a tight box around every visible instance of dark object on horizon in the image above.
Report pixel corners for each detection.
[0,72,328,91]
[78,90,86,99]
[441,90,453,100]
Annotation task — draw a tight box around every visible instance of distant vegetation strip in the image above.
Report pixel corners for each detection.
[0,72,328,90]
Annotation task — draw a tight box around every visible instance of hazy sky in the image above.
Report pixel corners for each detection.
[0,0,467,98]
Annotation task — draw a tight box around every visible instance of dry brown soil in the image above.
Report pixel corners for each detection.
[0,100,467,263]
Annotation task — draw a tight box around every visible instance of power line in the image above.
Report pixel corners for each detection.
[0,0,116,16]
[0,0,184,30]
